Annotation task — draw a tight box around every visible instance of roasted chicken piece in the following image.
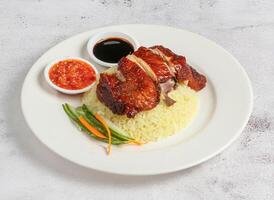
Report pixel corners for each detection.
[188,65,207,91]
[132,47,173,83]
[96,45,206,118]
[150,45,206,91]
[96,57,160,118]
[131,47,177,106]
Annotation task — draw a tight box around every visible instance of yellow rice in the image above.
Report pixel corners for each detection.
[82,82,199,142]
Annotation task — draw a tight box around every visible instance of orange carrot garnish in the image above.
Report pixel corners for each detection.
[95,114,112,154]
[79,116,107,139]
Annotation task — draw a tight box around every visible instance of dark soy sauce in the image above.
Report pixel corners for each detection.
[93,38,134,63]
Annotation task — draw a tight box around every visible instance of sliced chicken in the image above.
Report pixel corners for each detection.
[96,57,160,118]
[96,45,207,118]
[150,45,206,91]
[133,47,174,83]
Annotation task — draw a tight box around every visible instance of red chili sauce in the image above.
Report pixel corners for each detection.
[49,59,96,90]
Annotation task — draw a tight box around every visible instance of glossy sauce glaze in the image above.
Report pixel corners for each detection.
[93,38,134,63]
[49,59,96,90]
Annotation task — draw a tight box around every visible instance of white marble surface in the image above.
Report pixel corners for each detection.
[0,0,273,199]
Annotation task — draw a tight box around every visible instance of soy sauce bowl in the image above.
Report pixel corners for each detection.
[44,57,98,95]
[87,31,139,68]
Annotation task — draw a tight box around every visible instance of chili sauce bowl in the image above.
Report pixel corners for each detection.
[44,57,98,95]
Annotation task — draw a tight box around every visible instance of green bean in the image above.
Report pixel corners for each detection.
[82,104,135,141]
[62,104,126,145]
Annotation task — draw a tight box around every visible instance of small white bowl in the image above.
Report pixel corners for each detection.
[44,57,98,95]
[87,31,139,67]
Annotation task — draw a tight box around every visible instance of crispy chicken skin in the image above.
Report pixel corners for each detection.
[150,45,206,91]
[133,47,173,83]
[188,66,207,91]
[96,73,125,114]
[96,45,207,118]
[96,57,160,118]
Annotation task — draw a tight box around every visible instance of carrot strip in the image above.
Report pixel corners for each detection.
[79,116,107,139]
[95,114,112,155]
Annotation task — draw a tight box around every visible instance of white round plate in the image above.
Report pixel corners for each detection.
[21,24,253,175]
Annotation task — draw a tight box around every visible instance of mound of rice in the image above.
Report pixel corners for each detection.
[82,82,199,142]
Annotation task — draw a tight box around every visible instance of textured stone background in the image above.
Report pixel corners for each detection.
[0,0,273,199]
